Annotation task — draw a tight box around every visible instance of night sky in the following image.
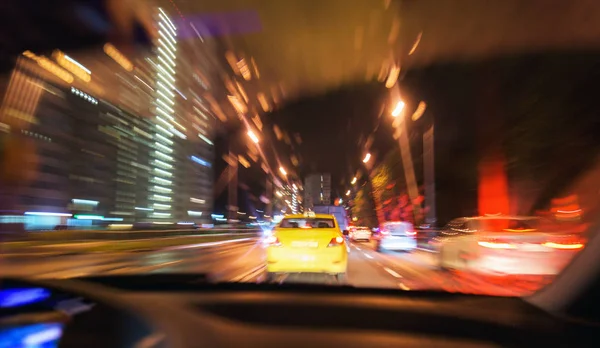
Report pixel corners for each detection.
[268,83,386,187]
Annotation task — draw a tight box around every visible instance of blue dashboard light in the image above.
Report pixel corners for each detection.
[0,323,63,348]
[0,288,50,308]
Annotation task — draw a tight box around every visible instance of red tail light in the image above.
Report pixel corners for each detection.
[543,237,585,250]
[327,236,345,247]
[542,242,584,250]
[477,238,516,249]
[265,235,281,247]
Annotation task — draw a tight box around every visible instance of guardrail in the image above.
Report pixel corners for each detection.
[16,228,262,242]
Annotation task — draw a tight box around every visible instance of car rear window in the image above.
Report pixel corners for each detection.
[280,218,335,228]
[476,218,540,232]
[383,223,411,234]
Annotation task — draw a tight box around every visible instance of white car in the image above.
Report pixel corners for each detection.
[375,221,417,252]
[350,227,371,242]
[437,216,585,275]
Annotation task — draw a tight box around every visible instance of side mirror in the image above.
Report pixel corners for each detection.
[342,230,349,236]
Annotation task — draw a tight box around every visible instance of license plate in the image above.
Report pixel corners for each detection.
[388,236,406,240]
[291,241,318,248]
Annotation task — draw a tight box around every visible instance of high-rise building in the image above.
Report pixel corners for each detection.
[304,173,331,209]
[291,186,299,214]
[0,6,220,229]
[148,7,179,221]
[143,7,216,223]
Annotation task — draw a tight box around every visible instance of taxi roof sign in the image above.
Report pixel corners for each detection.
[304,211,316,218]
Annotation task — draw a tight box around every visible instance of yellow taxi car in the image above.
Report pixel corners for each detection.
[265,212,348,281]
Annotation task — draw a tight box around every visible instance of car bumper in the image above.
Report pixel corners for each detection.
[472,250,578,275]
[266,246,348,273]
[380,237,416,251]
[351,234,371,241]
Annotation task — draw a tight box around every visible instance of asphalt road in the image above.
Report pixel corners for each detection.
[0,238,552,296]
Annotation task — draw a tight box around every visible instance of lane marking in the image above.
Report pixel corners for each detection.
[278,273,290,284]
[100,259,185,274]
[230,265,266,282]
[398,283,411,290]
[383,267,403,278]
[416,247,437,253]
[363,253,374,259]
[355,246,361,251]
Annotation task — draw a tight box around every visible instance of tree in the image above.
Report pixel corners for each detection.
[351,184,377,228]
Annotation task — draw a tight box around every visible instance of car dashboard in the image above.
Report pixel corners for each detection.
[0,275,597,347]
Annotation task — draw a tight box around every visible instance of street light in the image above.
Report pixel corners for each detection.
[279,167,287,176]
[247,130,259,143]
[351,177,357,185]
[362,153,371,163]
[389,95,429,225]
[392,100,405,117]
[346,190,351,196]
[411,101,427,121]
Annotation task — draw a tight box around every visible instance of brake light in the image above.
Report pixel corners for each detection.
[265,235,281,247]
[542,236,585,250]
[327,236,345,247]
[477,240,516,249]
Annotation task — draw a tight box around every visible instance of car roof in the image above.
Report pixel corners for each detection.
[283,213,335,219]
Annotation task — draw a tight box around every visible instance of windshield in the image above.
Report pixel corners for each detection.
[1,0,599,298]
[279,218,336,228]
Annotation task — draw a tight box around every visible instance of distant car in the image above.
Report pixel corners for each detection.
[437,216,585,275]
[375,221,417,252]
[350,227,371,242]
[265,212,348,281]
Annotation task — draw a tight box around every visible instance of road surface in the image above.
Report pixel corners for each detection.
[0,239,552,296]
